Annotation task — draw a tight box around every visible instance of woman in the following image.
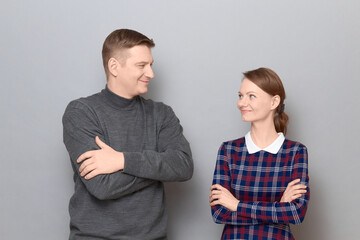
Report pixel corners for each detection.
[210,68,309,240]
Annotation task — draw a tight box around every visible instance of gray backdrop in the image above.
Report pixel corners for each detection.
[1,0,359,239]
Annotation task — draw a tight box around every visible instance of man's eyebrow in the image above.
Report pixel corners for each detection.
[136,60,154,64]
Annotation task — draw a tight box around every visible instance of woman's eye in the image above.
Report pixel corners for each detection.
[250,94,255,99]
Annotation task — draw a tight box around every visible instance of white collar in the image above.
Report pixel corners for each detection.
[245,132,285,154]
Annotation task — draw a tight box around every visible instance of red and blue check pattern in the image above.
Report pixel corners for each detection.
[211,137,309,240]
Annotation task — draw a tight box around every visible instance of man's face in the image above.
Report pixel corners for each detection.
[114,45,154,99]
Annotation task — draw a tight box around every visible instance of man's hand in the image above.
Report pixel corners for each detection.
[209,184,240,212]
[280,179,307,203]
[77,136,124,180]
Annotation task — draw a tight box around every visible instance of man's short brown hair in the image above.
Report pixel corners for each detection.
[102,29,155,77]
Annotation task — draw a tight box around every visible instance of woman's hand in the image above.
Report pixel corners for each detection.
[209,184,239,212]
[280,179,307,203]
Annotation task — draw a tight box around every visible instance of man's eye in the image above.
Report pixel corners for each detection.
[238,94,243,99]
[250,94,255,99]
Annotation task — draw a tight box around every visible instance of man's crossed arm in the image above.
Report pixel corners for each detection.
[77,136,124,180]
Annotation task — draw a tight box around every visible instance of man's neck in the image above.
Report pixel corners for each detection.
[107,80,135,99]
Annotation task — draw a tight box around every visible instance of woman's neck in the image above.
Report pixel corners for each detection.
[250,120,279,149]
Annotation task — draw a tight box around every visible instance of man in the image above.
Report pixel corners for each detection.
[62,29,193,240]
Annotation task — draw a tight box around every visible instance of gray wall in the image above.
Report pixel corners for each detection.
[1,0,359,239]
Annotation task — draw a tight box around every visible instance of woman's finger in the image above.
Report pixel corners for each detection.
[210,184,224,191]
[291,184,307,190]
[293,189,307,195]
[210,199,220,206]
[287,178,301,187]
[210,190,222,198]
[291,194,303,200]
[209,194,220,203]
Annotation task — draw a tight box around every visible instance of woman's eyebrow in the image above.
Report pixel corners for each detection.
[238,91,257,94]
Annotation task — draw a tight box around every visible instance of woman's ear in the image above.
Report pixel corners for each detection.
[271,95,281,110]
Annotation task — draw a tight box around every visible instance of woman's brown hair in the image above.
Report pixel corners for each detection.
[243,67,289,135]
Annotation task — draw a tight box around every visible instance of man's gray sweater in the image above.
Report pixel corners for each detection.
[62,86,193,240]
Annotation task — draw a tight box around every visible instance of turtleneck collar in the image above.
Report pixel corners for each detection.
[101,85,139,110]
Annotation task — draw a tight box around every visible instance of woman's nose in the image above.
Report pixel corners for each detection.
[238,97,248,108]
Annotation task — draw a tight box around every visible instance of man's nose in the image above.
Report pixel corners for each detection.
[145,66,154,79]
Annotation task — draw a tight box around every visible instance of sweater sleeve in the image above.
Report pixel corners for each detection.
[122,105,193,182]
[212,144,310,225]
[62,101,156,201]
[211,143,261,225]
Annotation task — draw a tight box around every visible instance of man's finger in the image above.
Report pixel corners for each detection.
[95,136,108,149]
[79,160,91,173]
[80,162,95,177]
[77,151,94,163]
[84,169,99,180]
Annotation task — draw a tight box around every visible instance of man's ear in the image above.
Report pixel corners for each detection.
[271,95,281,110]
[108,57,119,77]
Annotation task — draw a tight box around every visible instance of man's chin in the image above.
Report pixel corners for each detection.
[138,88,148,96]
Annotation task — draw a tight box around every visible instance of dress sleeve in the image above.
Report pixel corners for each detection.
[63,101,156,201]
[211,143,261,225]
[122,105,194,182]
[234,145,310,225]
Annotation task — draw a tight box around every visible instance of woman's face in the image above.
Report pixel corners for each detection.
[237,78,279,123]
